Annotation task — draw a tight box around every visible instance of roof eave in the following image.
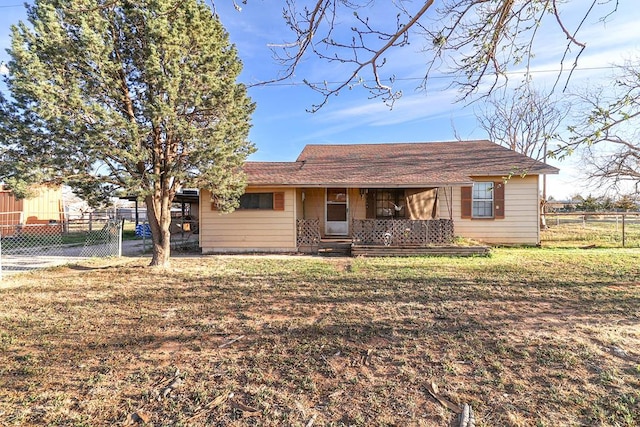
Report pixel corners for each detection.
[247,181,474,188]
[469,167,560,176]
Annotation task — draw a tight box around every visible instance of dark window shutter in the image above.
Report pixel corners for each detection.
[273,192,285,211]
[461,186,472,219]
[494,181,505,219]
[366,191,376,219]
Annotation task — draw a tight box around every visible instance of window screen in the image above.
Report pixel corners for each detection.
[238,193,274,210]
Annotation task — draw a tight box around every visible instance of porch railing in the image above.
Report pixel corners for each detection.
[351,219,454,246]
[297,218,321,248]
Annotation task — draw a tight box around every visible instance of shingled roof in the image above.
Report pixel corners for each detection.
[244,140,559,187]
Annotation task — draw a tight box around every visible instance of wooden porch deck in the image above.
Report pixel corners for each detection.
[298,218,490,257]
[318,239,351,256]
[351,244,490,257]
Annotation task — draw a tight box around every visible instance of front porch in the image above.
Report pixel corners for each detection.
[295,218,490,257]
[351,218,454,246]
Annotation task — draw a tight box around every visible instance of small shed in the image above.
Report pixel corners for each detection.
[0,185,64,236]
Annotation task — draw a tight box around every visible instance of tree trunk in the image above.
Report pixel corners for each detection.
[145,193,172,268]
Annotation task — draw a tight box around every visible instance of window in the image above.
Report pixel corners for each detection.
[375,190,405,218]
[231,192,285,210]
[472,182,494,218]
[461,181,505,219]
[239,193,273,209]
[326,188,347,203]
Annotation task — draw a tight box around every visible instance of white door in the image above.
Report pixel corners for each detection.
[326,188,348,236]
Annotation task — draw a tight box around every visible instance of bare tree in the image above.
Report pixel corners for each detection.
[579,140,640,195]
[269,0,618,111]
[476,85,567,228]
[566,59,640,194]
[477,86,568,161]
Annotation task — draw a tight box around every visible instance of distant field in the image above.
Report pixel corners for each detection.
[1,249,639,426]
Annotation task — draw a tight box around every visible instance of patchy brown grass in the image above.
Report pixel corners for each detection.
[1,249,640,426]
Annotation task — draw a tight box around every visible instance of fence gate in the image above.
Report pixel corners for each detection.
[0,218,123,279]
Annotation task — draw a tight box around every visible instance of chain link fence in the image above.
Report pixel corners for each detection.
[0,212,123,279]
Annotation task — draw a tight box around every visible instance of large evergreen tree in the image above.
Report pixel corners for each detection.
[0,0,255,267]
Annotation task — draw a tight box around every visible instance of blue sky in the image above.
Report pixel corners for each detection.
[1,1,639,200]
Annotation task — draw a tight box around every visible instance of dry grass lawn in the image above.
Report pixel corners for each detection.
[1,248,639,426]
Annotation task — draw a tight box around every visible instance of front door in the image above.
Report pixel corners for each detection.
[326,188,348,236]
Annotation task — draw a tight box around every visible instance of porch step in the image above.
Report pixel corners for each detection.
[318,240,352,257]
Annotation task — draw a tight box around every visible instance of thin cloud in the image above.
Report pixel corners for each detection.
[301,85,469,141]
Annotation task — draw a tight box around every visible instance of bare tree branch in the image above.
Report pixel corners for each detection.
[551,0,590,93]
[260,0,617,109]
[477,85,568,161]
[565,59,640,193]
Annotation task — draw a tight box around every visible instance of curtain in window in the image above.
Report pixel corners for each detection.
[405,188,439,220]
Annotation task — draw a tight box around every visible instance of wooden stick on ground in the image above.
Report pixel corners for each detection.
[218,335,245,348]
[426,381,462,414]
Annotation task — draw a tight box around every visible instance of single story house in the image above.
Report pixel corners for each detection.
[199,140,559,253]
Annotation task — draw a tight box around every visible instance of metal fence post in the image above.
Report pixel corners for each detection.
[118,218,124,257]
[143,221,147,253]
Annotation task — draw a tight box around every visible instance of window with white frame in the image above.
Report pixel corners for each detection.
[472,182,494,218]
